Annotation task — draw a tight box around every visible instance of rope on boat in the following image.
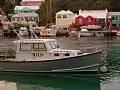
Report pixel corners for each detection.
[0,8,22,40]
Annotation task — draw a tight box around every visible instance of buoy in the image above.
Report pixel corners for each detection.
[100,66,107,73]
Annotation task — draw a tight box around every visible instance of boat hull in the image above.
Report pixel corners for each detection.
[0,51,102,73]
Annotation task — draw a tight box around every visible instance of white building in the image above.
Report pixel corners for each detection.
[56,10,75,30]
[11,12,39,24]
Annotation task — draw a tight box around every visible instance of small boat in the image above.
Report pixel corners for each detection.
[40,26,56,37]
[116,31,120,36]
[19,27,28,37]
[32,27,42,34]
[69,30,78,37]
[0,38,102,73]
[78,29,94,37]
[80,25,102,30]
[95,32,104,37]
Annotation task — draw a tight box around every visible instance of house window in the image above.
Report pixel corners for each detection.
[112,17,117,20]
[86,17,91,22]
[25,17,28,21]
[12,18,15,21]
[21,17,24,21]
[112,17,114,20]
[57,15,61,18]
[20,43,31,51]
[33,43,46,51]
[63,15,67,18]
[17,17,20,21]
[112,24,117,26]
[78,19,82,24]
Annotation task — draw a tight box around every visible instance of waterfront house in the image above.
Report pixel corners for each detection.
[74,9,108,28]
[20,0,44,6]
[11,12,39,24]
[108,12,120,29]
[14,6,39,14]
[56,10,75,30]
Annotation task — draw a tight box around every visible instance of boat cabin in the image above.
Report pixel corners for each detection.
[19,27,28,36]
[13,39,81,61]
[40,27,56,37]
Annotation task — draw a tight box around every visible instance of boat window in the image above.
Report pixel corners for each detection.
[20,43,31,51]
[65,53,70,56]
[50,42,56,49]
[45,42,52,51]
[54,53,59,56]
[53,41,59,48]
[33,43,46,51]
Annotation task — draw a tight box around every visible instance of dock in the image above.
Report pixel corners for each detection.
[91,30,117,36]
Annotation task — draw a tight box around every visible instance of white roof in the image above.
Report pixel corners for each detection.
[22,0,44,1]
[66,10,74,14]
[12,13,38,17]
[14,6,39,11]
[81,29,88,31]
[20,27,27,30]
[56,10,74,15]
[79,9,108,18]
[14,39,57,43]
[80,25,102,29]
[109,12,120,16]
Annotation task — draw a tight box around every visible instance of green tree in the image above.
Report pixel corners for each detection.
[38,2,47,26]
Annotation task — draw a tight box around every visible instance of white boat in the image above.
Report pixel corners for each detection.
[19,27,28,36]
[32,27,42,34]
[116,31,120,36]
[78,29,94,37]
[80,25,102,30]
[0,38,102,73]
[40,26,56,37]
[95,32,104,37]
[69,30,78,37]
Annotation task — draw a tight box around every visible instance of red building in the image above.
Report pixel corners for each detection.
[20,0,44,6]
[74,16,85,26]
[68,9,108,31]
[85,16,96,25]
[74,15,96,27]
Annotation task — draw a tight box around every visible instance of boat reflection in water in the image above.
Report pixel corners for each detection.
[0,73,100,90]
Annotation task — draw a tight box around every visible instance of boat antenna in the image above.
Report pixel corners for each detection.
[0,8,22,40]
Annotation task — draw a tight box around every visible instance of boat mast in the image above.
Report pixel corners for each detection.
[0,8,22,40]
[46,0,52,25]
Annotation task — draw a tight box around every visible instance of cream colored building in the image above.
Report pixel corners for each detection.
[56,10,75,30]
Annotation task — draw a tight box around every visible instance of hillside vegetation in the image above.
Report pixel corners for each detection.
[0,0,120,24]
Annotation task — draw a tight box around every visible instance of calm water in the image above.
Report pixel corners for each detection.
[0,36,120,90]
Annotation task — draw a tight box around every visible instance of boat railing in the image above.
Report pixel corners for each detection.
[79,46,102,53]
[0,44,16,58]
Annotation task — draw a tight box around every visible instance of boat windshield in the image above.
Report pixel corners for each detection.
[45,41,59,51]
